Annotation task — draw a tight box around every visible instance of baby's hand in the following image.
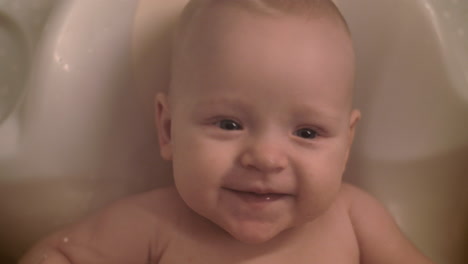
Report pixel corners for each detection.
[18,232,72,264]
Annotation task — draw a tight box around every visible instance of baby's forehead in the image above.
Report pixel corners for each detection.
[175,18,354,87]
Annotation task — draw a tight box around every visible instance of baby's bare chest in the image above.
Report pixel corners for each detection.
[158,242,358,264]
[155,214,359,264]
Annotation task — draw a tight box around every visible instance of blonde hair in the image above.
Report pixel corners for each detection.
[168,0,352,95]
[177,0,350,36]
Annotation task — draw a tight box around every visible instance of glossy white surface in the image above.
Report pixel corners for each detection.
[0,0,151,261]
[0,0,466,263]
[337,0,468,263]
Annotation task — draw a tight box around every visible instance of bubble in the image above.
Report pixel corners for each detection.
[54,53,63,64]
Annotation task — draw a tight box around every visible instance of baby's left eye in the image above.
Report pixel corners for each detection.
[217,119,243,131]
[294,128,317,139]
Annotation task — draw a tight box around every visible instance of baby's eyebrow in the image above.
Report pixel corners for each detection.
[195,98,250,112]
[292,103,342,123]
[193,98,342,124]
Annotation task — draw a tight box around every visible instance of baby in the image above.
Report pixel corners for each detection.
[20,0,434,263]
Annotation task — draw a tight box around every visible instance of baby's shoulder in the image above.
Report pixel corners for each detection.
[62,186,187,243]
[335,184,434,263]
[19,187,185,264]
[336,182,377,210]
[105,186,187,224]
[334,183,390,225]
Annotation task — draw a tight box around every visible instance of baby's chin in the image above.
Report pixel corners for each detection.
[216,216,296,245]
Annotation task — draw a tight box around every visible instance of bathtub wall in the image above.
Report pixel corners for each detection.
[0,0,172,261]
[336,0,468,263]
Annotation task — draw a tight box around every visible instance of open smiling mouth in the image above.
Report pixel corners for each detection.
[223,188,291,203]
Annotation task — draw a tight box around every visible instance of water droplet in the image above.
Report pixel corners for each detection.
[54,53,63,64]
[64,64,70,72]
[63,237,69,243]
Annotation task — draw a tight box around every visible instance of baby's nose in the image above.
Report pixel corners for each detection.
[239,139,289,174]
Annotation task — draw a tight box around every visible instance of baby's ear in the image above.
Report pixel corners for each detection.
[155,93,172,160]
[344,109,361,165]
[348,109,361,144]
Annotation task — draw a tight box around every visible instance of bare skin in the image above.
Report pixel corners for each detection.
[19,185,432,264]
[20,3,434,264]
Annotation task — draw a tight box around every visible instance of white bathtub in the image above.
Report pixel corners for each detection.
[0,0,467,263]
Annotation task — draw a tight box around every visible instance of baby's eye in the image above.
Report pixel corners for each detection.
[217,119,243,130]
[294,128,317,139]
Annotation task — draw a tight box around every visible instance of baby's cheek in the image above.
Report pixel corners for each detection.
[295,160,342,217]
[191,135,236,161]
[175,137,231,178]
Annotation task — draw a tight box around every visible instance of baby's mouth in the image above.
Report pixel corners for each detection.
[223,188,289,203]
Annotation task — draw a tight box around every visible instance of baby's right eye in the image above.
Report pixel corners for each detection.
[216,119,243,130]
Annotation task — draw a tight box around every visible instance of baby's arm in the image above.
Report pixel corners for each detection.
[343,184,434,264]
[19,196,158,264]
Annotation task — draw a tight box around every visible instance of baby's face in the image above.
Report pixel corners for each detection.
[157,7,359,244]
